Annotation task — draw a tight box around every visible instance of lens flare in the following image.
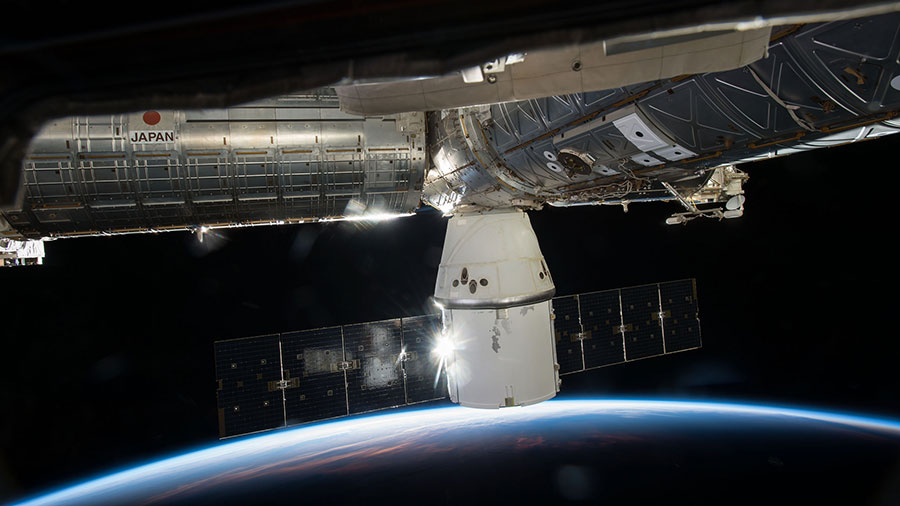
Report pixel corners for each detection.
[432,337,454,361]
[431,334,455,388]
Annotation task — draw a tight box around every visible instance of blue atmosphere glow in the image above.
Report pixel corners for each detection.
[10,399,900,506]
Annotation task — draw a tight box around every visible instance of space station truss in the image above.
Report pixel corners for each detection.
[214,278,701,438]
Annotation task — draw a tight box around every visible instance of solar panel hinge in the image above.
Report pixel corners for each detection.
[337,359,360,371]
[398,350,418,362]
[268,377,300,391]
[653,310,671,321]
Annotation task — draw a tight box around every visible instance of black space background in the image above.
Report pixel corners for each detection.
[1,134,899,502]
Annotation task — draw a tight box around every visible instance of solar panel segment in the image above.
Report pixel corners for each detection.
[659,279,702,352]
[621,284,665,360]
[214,334,285,438]
[401,314,448,404]
[344,319,407,414]
[281,326,348,425]
[579,289,626,369]
[551,295,584,374]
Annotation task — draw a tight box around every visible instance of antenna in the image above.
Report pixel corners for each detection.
[725,195,745,211]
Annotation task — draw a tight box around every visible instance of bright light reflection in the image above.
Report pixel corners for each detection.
[437,202,454,215]
[320,212,414,223]
[432,336,454,360]
[431,334,455,388]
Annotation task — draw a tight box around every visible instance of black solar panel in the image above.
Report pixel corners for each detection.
[212,279,703,438]
[343,319,406,414]
[400,314,448,403]
[552,295,584,374]
[281,326,348,425]
[580,289,625,368]
[214,334,285,438]
[621,284,664,360]
[659,279,702,352]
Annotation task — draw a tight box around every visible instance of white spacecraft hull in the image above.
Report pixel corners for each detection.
[444,301,559,409]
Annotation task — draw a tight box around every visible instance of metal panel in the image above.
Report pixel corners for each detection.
[489,89,630,151]
[233,150,277,199]
[185,152,231,197]
[281,326,348,425]
[630,153,663,166]
[400,314,447,403]
[621,284,664,360]
[343,319,406,414]
[579,289,625,368]
[23,155,77,206]
[659,279,702,352]
[552,295,584,374]
[653,144,696,161]
[133,154,184,204]
[613,113,670,151]
[801,14,900,111]
[214,334,285,438]
[77,154,133,207]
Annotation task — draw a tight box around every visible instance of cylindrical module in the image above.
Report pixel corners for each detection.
[2,90,426,239]
[435,209,559,408]
[422,14,900,215]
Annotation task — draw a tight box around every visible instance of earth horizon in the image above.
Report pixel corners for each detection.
[9,399,900,505]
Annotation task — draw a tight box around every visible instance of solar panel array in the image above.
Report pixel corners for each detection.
[552,279,702,375]
[215,279,701,438]
[215,316,447,438]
